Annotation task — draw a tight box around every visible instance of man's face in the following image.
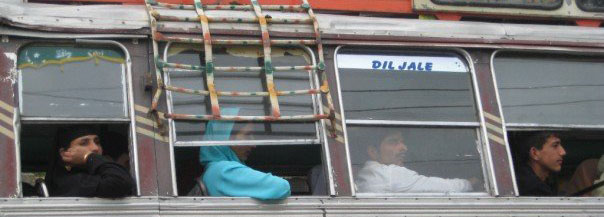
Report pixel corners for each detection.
[70,134,103,155]
[375,133,407,166]
[533,135,566,173]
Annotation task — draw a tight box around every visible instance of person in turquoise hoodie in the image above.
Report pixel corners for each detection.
[199,107,291,200]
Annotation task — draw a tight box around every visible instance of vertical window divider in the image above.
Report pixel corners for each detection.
[333,45,356,196]
[490,49,519,196]
[456,48,498,196]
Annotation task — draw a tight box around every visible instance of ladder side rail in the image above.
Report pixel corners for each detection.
[194,0,221,117]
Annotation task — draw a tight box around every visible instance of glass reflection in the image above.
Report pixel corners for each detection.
[349,126,485,193]
[494,53,604,126]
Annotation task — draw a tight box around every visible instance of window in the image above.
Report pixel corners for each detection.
[165,44,327,196]
[493,51,604,196]
[17,43,135,197]
[18,45,127,119]
[336,47,487,195]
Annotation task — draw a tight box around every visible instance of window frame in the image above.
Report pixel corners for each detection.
[334,45,495,197]
[162,42,333,197]
[14,39,141,197]
[491,48,604,197]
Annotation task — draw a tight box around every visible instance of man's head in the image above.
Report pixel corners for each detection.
[56,126,103,165]
[522,132,566,175]
[367,131,407,166]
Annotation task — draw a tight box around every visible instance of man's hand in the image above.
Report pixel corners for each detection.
[61,145,92,167]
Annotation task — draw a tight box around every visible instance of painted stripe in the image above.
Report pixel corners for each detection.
[135,115,156,128]
[324,119,343,131]
[0,112,12,125]
[487,133,505,145]
[484,111,502,124]
[134,104,166,119]
[322,105,342,120]
[134,104,149,113]
[335,135,345,144]
[0,100,13,114]
[0,124,14,139]
[136,126,169,143]
[485,122,503,135]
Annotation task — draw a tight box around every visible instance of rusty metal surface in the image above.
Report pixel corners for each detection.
[0,47,18,198]
[3,1,604,48]
[0,1,148,34]
[468,49,515,196]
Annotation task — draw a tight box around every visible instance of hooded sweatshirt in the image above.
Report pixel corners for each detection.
[200,108,291,200]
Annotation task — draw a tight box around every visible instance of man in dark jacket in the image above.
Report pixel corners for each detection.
[516,132,566,196]
[45,125,134,197]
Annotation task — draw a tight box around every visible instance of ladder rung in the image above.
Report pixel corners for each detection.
[160,61,317,72]
[166,113,329,122]
[155,2,307,12]
[166,85,320,96]
[154,33,316,45]
[153,14,313,24]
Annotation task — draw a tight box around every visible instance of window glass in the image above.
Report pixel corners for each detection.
[337,49,476,122]
[348,126,485,194]
[494,52,604,126]
[18,45,127,118]
[166,44,316,141]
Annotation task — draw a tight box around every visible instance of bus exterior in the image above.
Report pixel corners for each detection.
[1,0,604,216]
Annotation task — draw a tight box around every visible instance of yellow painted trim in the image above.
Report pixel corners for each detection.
[18,54,125,69]
[484,112,502,124]
[335,135,345,144]
[134,104,165,120]
[485,122,503,134]
[0,112,12,125]
[134,104,149,113]
[0,125,14,139]
[136,126,169,143]
[0,101,14,114]
[487,133,505,145]
[135,115,156,128]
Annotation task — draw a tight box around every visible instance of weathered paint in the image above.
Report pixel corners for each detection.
[468,49,515,196]
[129,39,161,196]
[0,49,17,198]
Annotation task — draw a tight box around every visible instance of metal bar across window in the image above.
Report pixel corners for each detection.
[174,139,319,147]
[346,119,481,127]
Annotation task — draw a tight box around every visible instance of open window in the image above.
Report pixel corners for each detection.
[165,43,327,196]
[17,43,135,197]
[493,51,604,196]
[336,47,488,196]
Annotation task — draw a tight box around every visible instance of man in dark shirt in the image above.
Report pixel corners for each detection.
[516,132,566,196]
[45,126,134,197]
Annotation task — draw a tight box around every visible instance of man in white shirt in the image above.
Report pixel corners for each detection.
[355,131,475,193]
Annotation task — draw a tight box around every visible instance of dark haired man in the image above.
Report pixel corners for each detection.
[516,132,566,196]
[45,126,134,197]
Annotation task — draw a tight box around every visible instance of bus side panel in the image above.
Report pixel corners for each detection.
[325,46,353,196]
[469,49,515,196]
[0,46,18,197]
[128,39,161,196]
